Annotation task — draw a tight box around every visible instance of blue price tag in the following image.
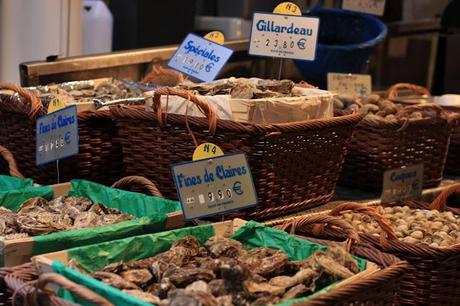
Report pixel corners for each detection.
[167,33,234,82]
[36,105,79,166]
[171,152,257,220]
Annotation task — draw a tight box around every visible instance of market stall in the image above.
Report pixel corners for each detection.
[0,1,459,305]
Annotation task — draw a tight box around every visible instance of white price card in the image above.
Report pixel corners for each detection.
[168,33,234,83]
[249,12,319,61]
[36,105,79,166]
[381,164,424,204]
[171,152,257,220]
[327,73,372,96]
[342,0,386,16]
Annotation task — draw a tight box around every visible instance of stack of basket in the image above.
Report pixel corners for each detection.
[0,83,124,185]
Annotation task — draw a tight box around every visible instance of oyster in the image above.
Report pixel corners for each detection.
[90,236,359,305]
[92,271,139,290]
[238,248,288,277]
[122,290,162,305]
[0,196,135,240]
[205,237,246,258]
[163,267,215,287]
[121,269,153,287]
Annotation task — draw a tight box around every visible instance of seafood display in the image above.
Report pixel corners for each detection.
[84,236,359,305]
[341,206,460,248]
[14,79,146,109]
[0,196,134,240]
[333,94,445,121]
[177,77,299,99]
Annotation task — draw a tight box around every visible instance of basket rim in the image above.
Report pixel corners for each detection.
[110,105,364,134]
[356,201,460,259]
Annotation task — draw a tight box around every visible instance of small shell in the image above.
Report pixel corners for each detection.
[402,236,419,244]
[410,230,423,240]
[429,242,439,248]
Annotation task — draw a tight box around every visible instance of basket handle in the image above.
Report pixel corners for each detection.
[429,183,460,211]
[327,202,398,243]
[34,273,113,306]
[275,214,360,243]
[0,145,25,178]
[152,87,218,135]
[111,176,163,198]
[387,82,431,99]
[395,103,449,119]
[0,82,43,119]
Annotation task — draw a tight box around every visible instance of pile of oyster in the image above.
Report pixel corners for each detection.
[333,94,438,121]
[340,206,460,248]
[0,196,134,240]
[24,79,145,109]
[88,236,359,305]
[177,77,301,99]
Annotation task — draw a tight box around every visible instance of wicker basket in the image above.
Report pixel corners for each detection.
[0,263,111,306]
[275,214,407,306]
[386,82,460,176]
[319,193,460,305]
[339,84,453,191]
[0,145,24,178]
[444,108,460,175]
[0,83,123,186]
[110,87,363,220]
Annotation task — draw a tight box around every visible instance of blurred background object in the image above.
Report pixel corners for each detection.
[0,0,83,83]
[83,0,113,55]
[0,0,458,93]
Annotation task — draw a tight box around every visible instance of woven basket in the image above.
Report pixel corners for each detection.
[444,109,460,175]
[339,86,453,191]
[0,83,123,186]
[275,214,407,305]
[0,145,24,178]
[387,82,460,176]
[319,193,460,305]
[110,87,363,220]
[0,263,111,306]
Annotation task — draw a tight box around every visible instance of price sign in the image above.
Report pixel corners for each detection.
[36,105,79,166]
[342,0,386,16]
[249,12,319,61]
[327,73,372,96]
[381,164,424,204]
[171,152,257,220]
[167,33,234,82]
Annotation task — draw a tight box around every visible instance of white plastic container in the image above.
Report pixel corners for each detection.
[195,16,250,40]
[83,0,113,55]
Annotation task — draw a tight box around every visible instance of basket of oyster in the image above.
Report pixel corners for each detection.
[32,219,390,306]
[275,214,408,305]
[111,83,364,220]
[316,187,460,305]
[0,79,146,185]
[334,83,454,192]
[0,176,182,267]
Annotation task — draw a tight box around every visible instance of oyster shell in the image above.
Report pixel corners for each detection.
[91,236,359,305]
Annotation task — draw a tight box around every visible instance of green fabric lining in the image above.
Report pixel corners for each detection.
[30,179,181,256]
[53,225,216,306]
[68,179,181,218]
[0,175,34,189]
[0,175,53,211]
[53,221,367,306]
